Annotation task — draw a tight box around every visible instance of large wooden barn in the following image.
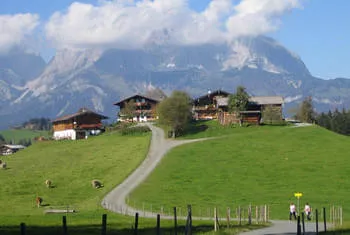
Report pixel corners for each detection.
[52,108,108,140]
[114,89,167,122]
[217,96,284,125]
[192,90,230,120]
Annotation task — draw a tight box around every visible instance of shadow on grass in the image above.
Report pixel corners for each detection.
[183,121,209,136]
[0,223,265,235]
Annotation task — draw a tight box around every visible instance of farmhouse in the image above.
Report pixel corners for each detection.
[192,90,230,120]
[0,144,26,155]
[52,108,108,140]
[114,89,167,122]
[217,96,284,125]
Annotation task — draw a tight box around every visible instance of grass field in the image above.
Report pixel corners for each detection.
[0,129,50,143]
[0,128,261,235]
[130,122,350,222]
[0,131,151,233]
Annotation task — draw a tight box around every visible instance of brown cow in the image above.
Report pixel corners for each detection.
[36,197,43,208]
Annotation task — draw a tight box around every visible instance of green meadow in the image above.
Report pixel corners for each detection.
[130,122,350,222]
[0,129,260,235]
[0,131,151,233]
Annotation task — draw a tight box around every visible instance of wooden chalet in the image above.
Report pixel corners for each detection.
[114,89,167,122]
[217,96,284,125]
[52,108,108,140]
[192,90,230,120]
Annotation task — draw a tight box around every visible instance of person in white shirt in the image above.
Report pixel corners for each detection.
[304,203,311,220]
[289,202,297,220]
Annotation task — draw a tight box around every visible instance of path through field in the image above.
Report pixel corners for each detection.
[102,124,329,234]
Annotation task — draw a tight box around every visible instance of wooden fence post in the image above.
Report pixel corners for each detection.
[255,206,258,224]
[239,206,242,226]
[174,207,178,235]
[134,212,139,235]
[20,223,26,235]
[227,207,230,228]
[323,207,327,233]
[101,214,107,235]
[156,214,161,235]
[340,206,343,227]
[248,205,252,225]
[315,209,319,235]
[297,216,301,235]
[214,207,217,231]
[62,215,68,235]
[301,212,305,235]
[264,205,267,223]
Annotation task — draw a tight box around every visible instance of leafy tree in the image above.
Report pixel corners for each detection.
[262,105,282,124]
[296,96,315,123]
[228,86,250,126]
[0,134,5,144]
[119,100,136,122]
[157,91,192,138]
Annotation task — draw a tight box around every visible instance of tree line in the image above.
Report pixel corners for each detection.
[0,134,32,146]
[19,118,52,131]
[316,109,350,136]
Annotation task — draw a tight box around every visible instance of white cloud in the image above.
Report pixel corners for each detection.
[0,13,40,53]
[45,0,302,49]
[226,0,301,39]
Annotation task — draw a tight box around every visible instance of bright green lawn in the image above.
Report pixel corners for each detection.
[130,124,350,221]
[0,129,50,143]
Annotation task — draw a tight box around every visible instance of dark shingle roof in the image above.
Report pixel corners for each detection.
[52,107,108,123]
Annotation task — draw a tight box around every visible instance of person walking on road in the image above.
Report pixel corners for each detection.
[304,202,312,220]
[289,202,297,220]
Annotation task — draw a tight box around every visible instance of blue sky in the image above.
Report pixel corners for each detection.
[0,0,349,79]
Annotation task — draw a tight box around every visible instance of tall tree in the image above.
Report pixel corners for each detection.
[228,86,250,126]
[157,91,192,138]
[296,96,315,123]
[119,100,136,122]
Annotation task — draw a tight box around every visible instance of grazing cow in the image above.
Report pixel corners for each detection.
[91,179,103,188]
[36,197,43,208]
[1,162,6,169]
[45,180,52,188]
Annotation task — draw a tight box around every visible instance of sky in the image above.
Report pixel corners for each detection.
[0,0,349,79]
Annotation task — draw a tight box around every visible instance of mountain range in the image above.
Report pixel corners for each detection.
[1,36,349,130]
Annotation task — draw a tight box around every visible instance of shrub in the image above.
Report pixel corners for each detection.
[120,126,151,135]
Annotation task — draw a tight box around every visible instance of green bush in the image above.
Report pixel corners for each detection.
[120,125,151,135]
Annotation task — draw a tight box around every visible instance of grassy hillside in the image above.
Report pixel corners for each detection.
[0,129,50,143]
[0,128,263,235]
[130,123,350,220]
[0,131,150,227]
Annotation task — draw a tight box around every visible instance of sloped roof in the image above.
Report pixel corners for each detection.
[216,96,284,107]
[195,90,231,101]
[144,88,167,101]
[114,89,167,106]
[52,107,108,123]
[2,144,26,149]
